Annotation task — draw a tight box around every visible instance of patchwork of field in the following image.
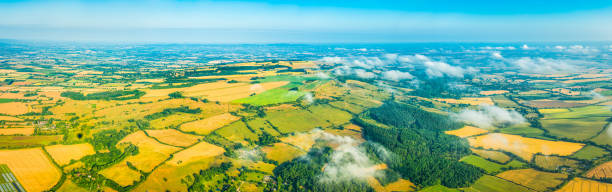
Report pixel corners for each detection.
[496,169,567,191]
[145,129,202,147]
[540,105,610,141]
[167,141,225,165]
[143,81,289,102]
[179,113,241,135]
[45,143,95,166]
[467,133,585,160]
[233,88,305,106]
[0,148,61,192]
[445,126,488,138]
[464,175,536,192]
[115,131,181,172]
[557,177,612,192]
[134,156,223,192]
[586,161,612,179]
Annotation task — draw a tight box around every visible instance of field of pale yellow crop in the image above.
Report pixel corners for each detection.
[468,133,584,160]
[0,148,62,192]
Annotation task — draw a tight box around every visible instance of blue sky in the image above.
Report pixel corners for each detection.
[0,0,611,43]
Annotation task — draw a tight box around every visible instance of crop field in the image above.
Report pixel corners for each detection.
[145,129,202,147]
[498,124,545,138]
[0,148,61,192]
[167,141,225,166]
[586,161,612,179]
[382,178,415,192]
[471,149,511,163]
[434,97,494,105]
[45,143,95,166]
[143,81,289,102]
[533,155,580,172]
[99,163,142,187]
[444,126,488,138]
[149,112,202,129]
[116,131,181,172]
[233,88,305,106]
[0,128,34,135]
[557,177,612,192]
[495,169,567,191]
[0,116,23,121]
[460,155,526,174]
[308,104,353,126]
[261,143,305,163]
[134,157,222,192]
[180,113,241,135]
[56,179,88,192]
[570,145,609,160]
[464,175,536,192]
[491,95,519,108]
[215,121,258,144]
[590,124,612,146]
[0,135,63,148]
[467,133,585,160]
[280,131,319,151]
[540,105,610,141]
[244,118,281,136]
[480,90,509,96]
[0,102,28,115]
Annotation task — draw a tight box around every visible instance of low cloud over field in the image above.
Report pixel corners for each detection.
[452,104,526,128]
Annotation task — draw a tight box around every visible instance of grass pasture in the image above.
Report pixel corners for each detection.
[496,169,567,191]
[0,148,62,192]
[498,124,545,138]
[99,163,142,187]
[471,148,511,163]
[167,141,225,166]
[460,155,526,174]
[45,143,95,166]
[445,126,488,138]
[261,143,305,164]
[0,135,62,148]
[265,109,331,134]
[180,113,241,135]
[117,131,181,172]
[533,155,580,172]
[418,185,460,192]
[233,89,305,106]
[464,175,536,192]
[215,121,258,144]
[591,124,612,146]
[570,145,609,160]
[134,157,222,192]
[586,161,612,179]
[468,133,584,160]
[540,105,610,141]
[557,177,612,192]
[145,129,202,147]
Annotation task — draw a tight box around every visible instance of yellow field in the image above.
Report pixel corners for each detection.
[0,128,34,135]
[445,126,489,138]
[99,163,142,187]
[45,143,95,166]
[480,90,509,95]
[0,148,62,192]
[134,156,222,192]
[280,132,319,151]
[468,133,585,160]
[435,97,494,105]
[57,179,88,192]
[586,161,612,179]
[145,129,202,147]
[142,81,289,102]
[261,143,305,164]
[117,131,181,172]
[179,113,241,135]
[149,113,201,129]
[384,179,415,192]
[0,102,29,115]
[167,141,225,166]
[496,169,567,191]
[539,108,570,114]
[0,116,23,121]
[556,177,612,192]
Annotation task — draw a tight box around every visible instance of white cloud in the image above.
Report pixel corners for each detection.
[382,70,414,81]
[491,51,503,59]
[452,104,526,128]
[354,69,376,79]
[511,57,579,74]
[554,45,600,55]
[398,54,466,78]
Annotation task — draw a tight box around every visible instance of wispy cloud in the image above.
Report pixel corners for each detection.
[452,104,526,128]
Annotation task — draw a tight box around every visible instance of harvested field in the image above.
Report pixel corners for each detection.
[521,100,587,108]
[280,132,318,151]
[557,177,612,192]
[445,126,488,138]
[135,157,223,192]
[471,148,511,163]
[117,131,181,172]
[261,143,305,164]
[167,141,225,166]
[57,179,88,192]
[45,143,95,166]
[496,169,567,191]
[0,116,23,121]
[0,148,62,192]
[0,128,34,135]
[468,133,584,160]
[180,113,240,135]
[0,102,28,115]
[586,161,612,179]
[145,129,202,147]
[99,163,142,187]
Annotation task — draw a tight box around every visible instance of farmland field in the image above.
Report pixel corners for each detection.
[468,133,585,160]
[460,155,526,174]
[0,135,63,148]
[99,163,142,187]
[464,175,536,192]
[261,143,305,163]
[233,88,305,106]
[540,105,611,141]
[0,127,34,135]
[471,148,511,163]
[179,113,241,135]
[533,155,580,172]
[570,145,610,160]
[496,169,567,191]
[585,160,612,179]
[145,129,202,147]
[167,141,225,165]
[0,148,62,192]
[445,126,488,138]
[557,177,612,192]
[116,131,181,172]
[45,143,95,166]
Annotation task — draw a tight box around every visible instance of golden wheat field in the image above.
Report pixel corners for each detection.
[586,161,612,179]
[179,113,241,135]
[145,129,202,147]
[0,102,29,115]
[57,179,88,192]
[497,169,567,191]
[556,177,612,192]
[116,131,181,172]
[0,128,34,135]
[45,143,96,166]
[468,133,585,160]
[0,116,23,121]
[99,163,142,187]
[0,148,62,192]
[167,141,225,166]
[135,157,223,192]
[445,126,489,138]
[384,179,416,192]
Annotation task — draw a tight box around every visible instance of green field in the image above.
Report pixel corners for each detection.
[0,135,63,148]
[233,89,305,106]
[570,145,609,160]
[418,185,460,192]
[590,124,612,146]
[264,109,331,133]
[540,105,611,141]
[464,175,536,192]
[471,149,511,164]
[498,124,545,138]
[460,155,526,174]
[0,98,18,103]
[215,121,258,143]
[491,95,519,108]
